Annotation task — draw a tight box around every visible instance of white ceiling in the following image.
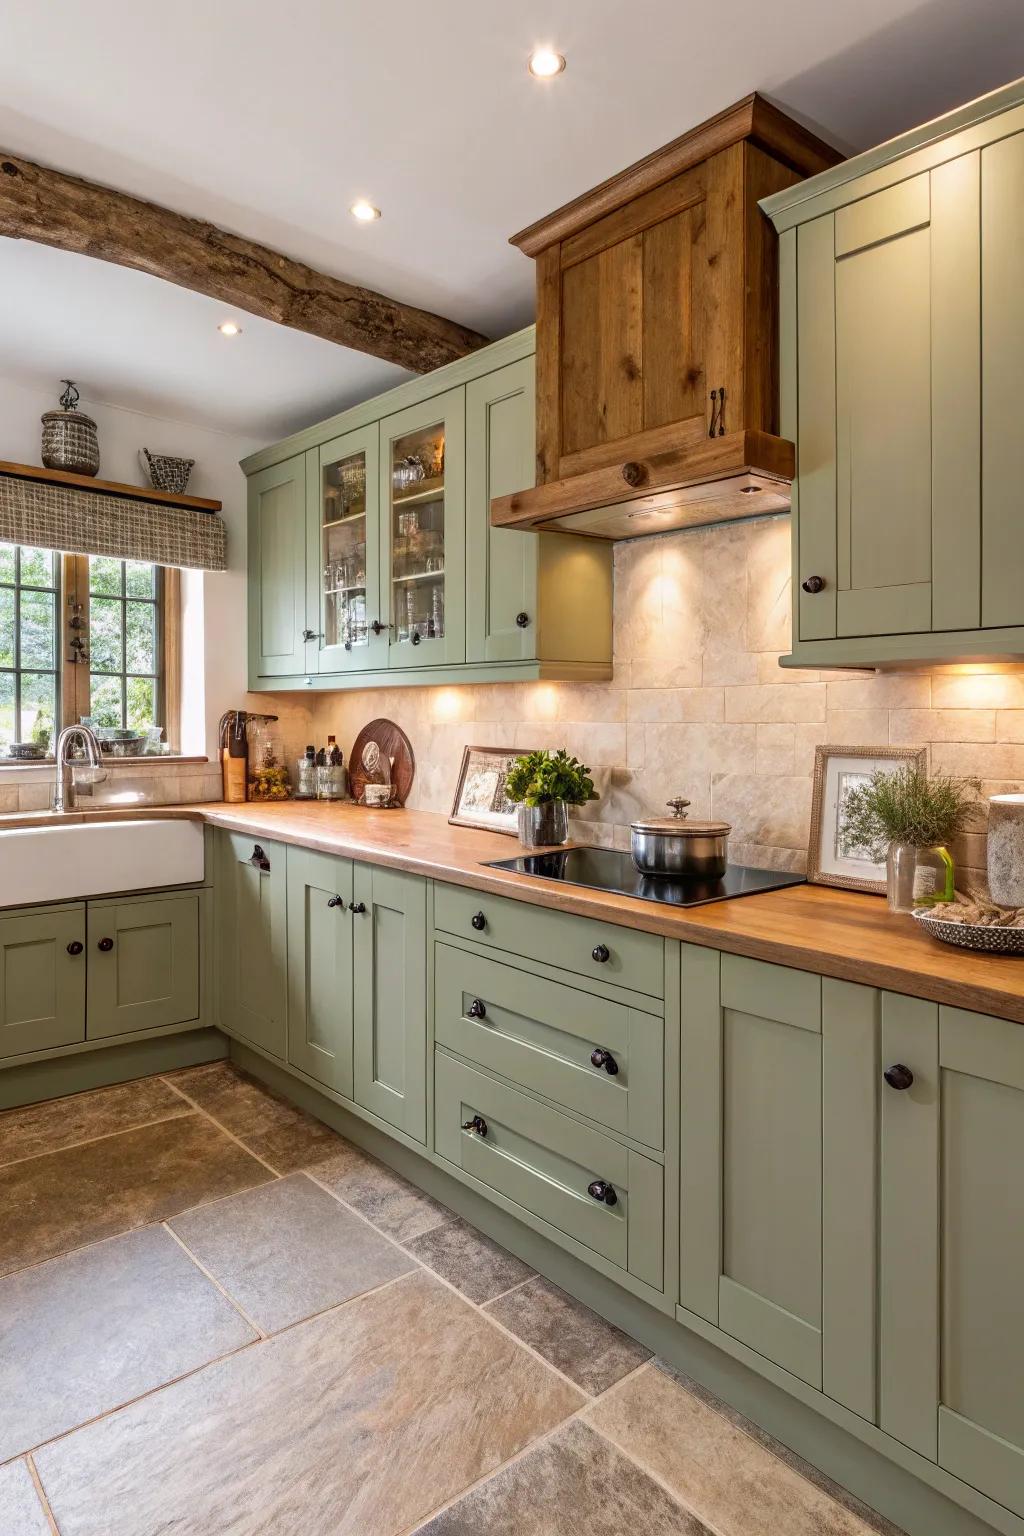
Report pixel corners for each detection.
[1,0,1021,442]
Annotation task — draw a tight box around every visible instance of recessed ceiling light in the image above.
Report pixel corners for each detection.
[528,47,565,78]
[350,199,381,222]
[218,320,242,337]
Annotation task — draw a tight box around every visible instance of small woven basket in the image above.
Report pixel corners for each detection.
[142,449,195,496]
[41,381,99,476]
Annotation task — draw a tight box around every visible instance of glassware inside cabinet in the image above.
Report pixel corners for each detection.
[322,449,369,652]
[390,421,445,645]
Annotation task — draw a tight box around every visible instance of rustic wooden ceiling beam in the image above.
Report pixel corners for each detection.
[0,152,489,373]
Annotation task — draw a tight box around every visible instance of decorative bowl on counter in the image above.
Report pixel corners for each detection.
[911,907,1024,956]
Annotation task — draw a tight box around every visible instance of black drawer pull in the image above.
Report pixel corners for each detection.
[349,902,367,915]
[802,575,826,594]
[461,1115,488,1138]
[66,940,83,956]
[327,895,344,909]
[467,998,487,1020]
[587,1178,618,1206]
[471,911,486,931]
[590,1047,618,1076]
[884,1063,914,1091]
[97,937,114,952]
[592,943,610,963]
[250,844,271,872]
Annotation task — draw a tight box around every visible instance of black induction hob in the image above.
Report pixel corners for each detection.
[484,846,805,909]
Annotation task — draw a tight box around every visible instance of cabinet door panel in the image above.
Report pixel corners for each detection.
[795,215,838,641]
[560,239,644,458]
[87,895,199,1039]
[248,455,310,678]
[217,831,287,1059]
[466,359,538,664]
[982,130,1024,629]
[286,848,354,1096]
[0,906,85,1058]
[642,202,705,431]
[352,865,426,1141]
[315,425,385,674]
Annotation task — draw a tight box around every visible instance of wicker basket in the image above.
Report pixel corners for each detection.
[142,448,194,496]
[41,404,99,476]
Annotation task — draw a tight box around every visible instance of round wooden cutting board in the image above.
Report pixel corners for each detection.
[348,718,415,806]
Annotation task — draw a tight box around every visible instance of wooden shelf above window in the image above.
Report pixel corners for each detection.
[0,460,221,514]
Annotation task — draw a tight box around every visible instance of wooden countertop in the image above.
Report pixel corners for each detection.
[193,801,1024,1025]
[5,799,1023,1024]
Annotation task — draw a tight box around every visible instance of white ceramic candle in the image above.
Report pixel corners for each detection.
[987,794,1024,905]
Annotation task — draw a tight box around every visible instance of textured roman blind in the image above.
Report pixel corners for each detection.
[0,474,227,571]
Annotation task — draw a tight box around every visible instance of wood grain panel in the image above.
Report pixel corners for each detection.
[534,247,562,484]
[642,205,705,431]
[560,240,644,456]
[701,146,746,440]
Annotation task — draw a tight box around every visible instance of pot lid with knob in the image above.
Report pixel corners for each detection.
[630,797,732,837]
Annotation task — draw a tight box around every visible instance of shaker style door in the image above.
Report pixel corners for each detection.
[248,454,311,678]
[880,998,1024,1518]
[314,425,385,674]
[86,894,200,1039]
[352,863,427,1141]
[379,390,466,669]
[216,830,287,1060]
[0,905,86,1058]
[680,947,879,1419]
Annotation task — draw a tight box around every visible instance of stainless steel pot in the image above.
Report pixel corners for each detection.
[630,797,731,878]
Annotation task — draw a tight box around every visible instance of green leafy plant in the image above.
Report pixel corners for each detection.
[504,749,599,807]
[839,765,980,860]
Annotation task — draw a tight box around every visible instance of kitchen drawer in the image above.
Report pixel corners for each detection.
[435,1052,663,1290]
[435,942,663,1149]
[433,882,664,1000]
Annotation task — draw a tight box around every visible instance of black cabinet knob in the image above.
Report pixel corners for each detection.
[467,998,487,1020]
[592,944,610,963]
[590,1047,619,1076]
[97,937,114,952]
[411,631,422,645]
[587,1179,618,1206]
[250,844,271,872]
[349,902,367,915]
[461,1115,488,1138]
[370,619,394,636]
[884,1063,914,1091]
[327,895,344,909]
[802,575,827,594]
[301,628,322,641]
[515,611,531,628]
[66,940,83,956]
[471,911,486,931]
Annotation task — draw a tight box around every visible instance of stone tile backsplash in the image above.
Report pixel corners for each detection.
[313,514,1021,889]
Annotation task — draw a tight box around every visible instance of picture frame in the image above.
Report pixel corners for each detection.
[449,745,534,836]
[807,744,928,894]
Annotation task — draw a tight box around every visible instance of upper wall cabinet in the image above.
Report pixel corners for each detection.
[243,331,612,692]
[490,96,842,539]
[763,80,1024,667]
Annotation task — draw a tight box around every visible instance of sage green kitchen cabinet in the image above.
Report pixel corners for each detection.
[880,997,1024,1518]
[679,948,879,1419]
[216,830,287,1060]
[286,846,354,1096]
[247,452,312,678]
[311,424,384,675]
[352,862,427,1141]
[87,893,200,1040]
[763,82,1024,666]
[0,904,86,1059]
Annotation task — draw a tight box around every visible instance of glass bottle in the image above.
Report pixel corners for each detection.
[296,745,317,800]
[886,842,955,912]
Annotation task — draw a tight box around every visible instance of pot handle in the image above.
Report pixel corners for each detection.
[666,798,691,818]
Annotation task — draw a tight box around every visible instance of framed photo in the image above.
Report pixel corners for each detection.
[807,744,928,894]
[449,745,534,836]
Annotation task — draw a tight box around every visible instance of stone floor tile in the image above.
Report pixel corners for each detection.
[416,1419,709,1535]
[406,1216,535,1304]
[169,1172,414,1332]
[484,1276,651,1394]
[168,1062,343,1171]
[0,1113,273,1275]
[312,1140,452,1244]
[0,1460,53,1534]
[586,1359,887,1536]
[0,1075,190,1168]
[36,1269,582,1536]
[0,1224,255,1460]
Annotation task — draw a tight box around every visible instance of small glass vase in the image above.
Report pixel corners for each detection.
[517,800,569,849]
[886,842,955,913]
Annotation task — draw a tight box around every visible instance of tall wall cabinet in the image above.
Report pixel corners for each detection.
[763,79,1024,667]
[243,331,613,691]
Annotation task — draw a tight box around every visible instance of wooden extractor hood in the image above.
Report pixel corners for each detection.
[491,94,843,539]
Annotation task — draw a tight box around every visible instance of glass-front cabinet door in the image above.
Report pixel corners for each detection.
[379,389,465,668]
[314,426,384,673]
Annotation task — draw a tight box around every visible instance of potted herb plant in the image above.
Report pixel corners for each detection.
[840,765,980,912]
[505,749,598,848]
